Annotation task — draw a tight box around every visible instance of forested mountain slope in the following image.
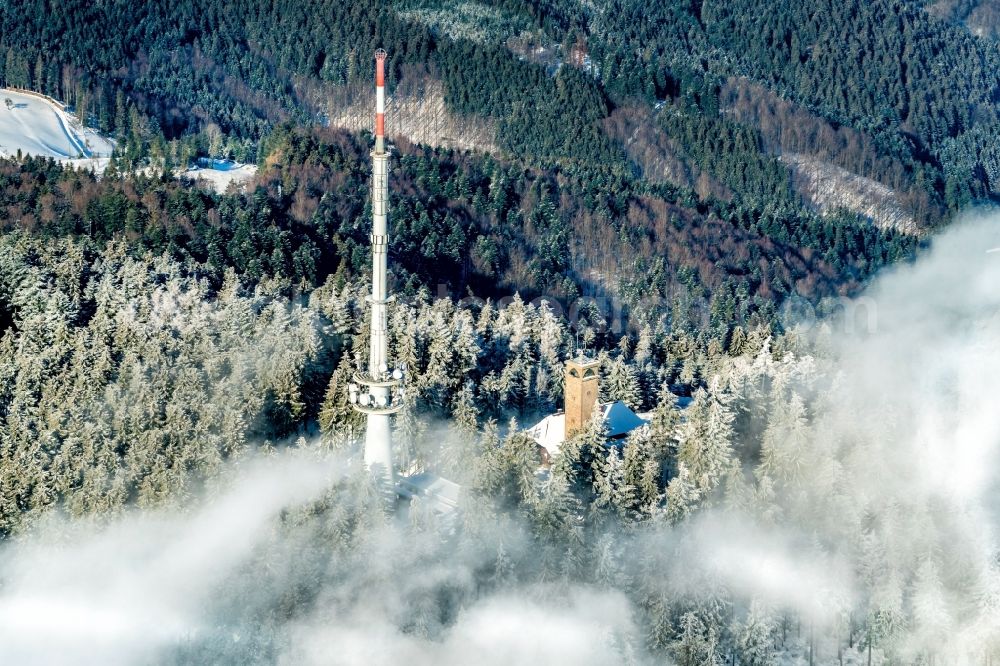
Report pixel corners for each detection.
[4,0,970,337]
[3,0,1000,215]
[0,0,1000,666]
[3,2,1000,662]
[2,214,998,664]
[0,0,988,491]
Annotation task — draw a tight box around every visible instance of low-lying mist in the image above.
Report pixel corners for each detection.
[0,214,998,665]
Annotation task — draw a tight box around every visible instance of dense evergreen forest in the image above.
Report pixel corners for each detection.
[5,0,1000,213]
[2,0,1000,663]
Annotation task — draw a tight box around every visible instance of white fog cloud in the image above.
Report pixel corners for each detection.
[283,587,640,666]
[0,451,343,665]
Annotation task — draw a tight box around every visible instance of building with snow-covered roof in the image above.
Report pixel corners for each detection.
[397,472,461,516]
[525,354,651,462]
[526,400,650,460]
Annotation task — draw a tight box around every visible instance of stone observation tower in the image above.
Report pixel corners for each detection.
[347,49,405,485]
[564,353,601,439]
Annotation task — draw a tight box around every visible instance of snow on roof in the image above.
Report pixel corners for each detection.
[602,401,647,438]
[526,412,567,456]
[525,401,650,457]
[397,472,461,514]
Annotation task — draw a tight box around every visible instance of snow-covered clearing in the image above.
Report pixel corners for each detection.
[182,158,258,194]
[781,152,918,234]
[0,90,257,188]
[0,89,114,169]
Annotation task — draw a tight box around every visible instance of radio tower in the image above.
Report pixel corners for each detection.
[348,49,405,486]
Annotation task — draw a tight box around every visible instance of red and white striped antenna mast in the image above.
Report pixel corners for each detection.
[374,48,387,155]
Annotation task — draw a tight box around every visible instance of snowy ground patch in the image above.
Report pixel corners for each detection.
[182,158,258,194]
[0,89,114,168]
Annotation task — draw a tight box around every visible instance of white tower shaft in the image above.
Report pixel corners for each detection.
[357,49,397,485]
[370,151,389,376]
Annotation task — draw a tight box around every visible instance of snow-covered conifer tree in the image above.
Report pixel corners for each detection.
[604,355,642,410]
[737,600,777,666]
